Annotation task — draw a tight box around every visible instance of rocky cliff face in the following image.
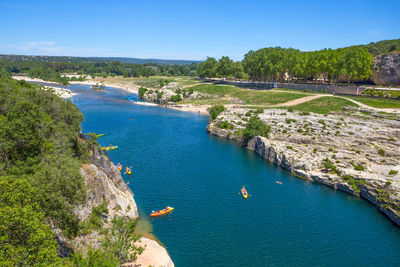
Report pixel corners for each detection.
[208,107,400,226]
[76,146,138,222]
[371,52,400,85]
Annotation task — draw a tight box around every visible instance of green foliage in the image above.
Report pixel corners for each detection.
[0,67,90,263]
[353,164,365,171]
[197,57,219,78]
[217,120,234,130]
[208,105,225,120]
[102,217,142,264]
[138,87,147,99]
[354,38,400,56]
[389,170,398,175]
[80,199,108,235]
[378,148,385,156]
[342,175,364,194]
[285,118,297,124]
[170,94,182,102]
[243,116,271,141]
[68,246,119,267]
[0,177,60,266]
[0,56,198,79]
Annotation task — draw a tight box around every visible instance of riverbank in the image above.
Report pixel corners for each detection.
[207,106,400,226]
[12,76,76,98]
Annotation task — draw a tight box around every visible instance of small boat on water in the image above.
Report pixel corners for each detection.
[126,167,131,175]
[101,145,118,151]
[276,181,282,185]
[96,133,105,138]
[117,163,122,171]
[241,186,248,199]
[150,206,174,217]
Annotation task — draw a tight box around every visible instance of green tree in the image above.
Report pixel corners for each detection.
[243,116,271,141]
[197,57,219,78]
[217,56,235,78]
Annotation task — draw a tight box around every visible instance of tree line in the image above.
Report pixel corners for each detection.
[0,59,199,84]
[198,46,374,84]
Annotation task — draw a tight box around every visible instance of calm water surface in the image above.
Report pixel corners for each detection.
[65,84,400,266]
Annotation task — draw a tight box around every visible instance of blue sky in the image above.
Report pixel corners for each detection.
[0,0,399,60]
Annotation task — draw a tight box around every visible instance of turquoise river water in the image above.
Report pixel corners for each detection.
[62,83,400,266]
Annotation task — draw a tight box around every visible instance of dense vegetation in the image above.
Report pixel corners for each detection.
[198,46,373,84]
[0,54,201,65]
[353,38,400,56]
[0,68,140,265]
[243,116,271,141]
[0,56,198,84]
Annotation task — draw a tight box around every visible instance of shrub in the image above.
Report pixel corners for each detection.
[286,146,293,150]
[138,87,147,99]
[378,148,385,156]
[287,107,293,112]
[313,148,318,153]
[354,164,365,171]
[318,119,326,126]
[255,108,264,114]
[217,120,234,130]
[243,116,271,141]
[285,118,297,124]
[208,105,225,120]
[389,170,398,175]
[170,94,182,102]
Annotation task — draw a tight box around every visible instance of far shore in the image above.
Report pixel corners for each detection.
[11,75,210,115]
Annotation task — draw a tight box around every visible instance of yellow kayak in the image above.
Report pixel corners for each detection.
[126,167,131,175]
[150,206,174,217]
[117,163,122,171]
[241,186,248,199]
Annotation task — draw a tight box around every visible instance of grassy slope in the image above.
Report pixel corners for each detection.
[348,96,400,108]
[188,84,311,105]
[285,96,359,114]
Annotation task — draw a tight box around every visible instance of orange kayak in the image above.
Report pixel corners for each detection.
[150,206,174,217]
[241,186,248,199]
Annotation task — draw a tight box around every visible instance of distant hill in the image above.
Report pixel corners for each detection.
[352,38,400,56]
[0,54,202,65]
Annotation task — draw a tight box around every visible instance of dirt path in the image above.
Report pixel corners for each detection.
[271,94,330,107]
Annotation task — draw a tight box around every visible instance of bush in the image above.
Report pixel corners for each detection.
[243,116,271,141]
[138,87,147,99]
[170,94,182,102]
[378,148,385,156]
[389,170,398,175]
[354,164,365,171]
[102,217,142,263]
[208,105,225,120]
[217,120,234,130]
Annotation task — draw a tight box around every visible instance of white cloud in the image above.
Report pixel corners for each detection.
[20,41,57,51]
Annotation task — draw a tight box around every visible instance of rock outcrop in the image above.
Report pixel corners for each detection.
[208,107,400,225]
[371,52,400,85]
[76,146,138,222]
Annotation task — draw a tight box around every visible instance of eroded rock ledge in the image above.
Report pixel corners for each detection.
[207,107,400,226]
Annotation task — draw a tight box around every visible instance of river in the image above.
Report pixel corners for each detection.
[64,83,400,266]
